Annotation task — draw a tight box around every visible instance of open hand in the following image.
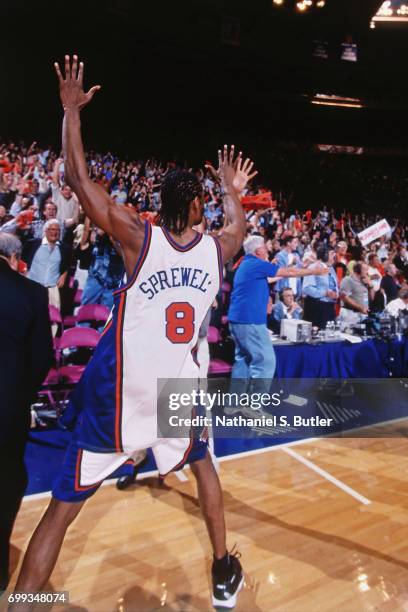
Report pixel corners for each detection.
[232,154,258,194]
[205,145,256,194]
[54,55,101,111]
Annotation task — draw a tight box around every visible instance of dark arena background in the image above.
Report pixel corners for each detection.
[2,1,408,611]
[3,0,408,214]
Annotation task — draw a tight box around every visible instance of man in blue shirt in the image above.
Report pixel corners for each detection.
[302,246,339,329]
[23,220,71,310]
[228,235,327,392]
[275,235,301,295]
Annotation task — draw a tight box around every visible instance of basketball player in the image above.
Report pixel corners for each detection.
[12,56,257,610]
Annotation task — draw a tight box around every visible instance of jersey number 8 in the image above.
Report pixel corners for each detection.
[165,302,195,344]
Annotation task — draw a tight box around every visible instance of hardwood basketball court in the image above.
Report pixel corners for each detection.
[6,423,408,611]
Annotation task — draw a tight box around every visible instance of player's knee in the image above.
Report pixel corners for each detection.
[46,498,84,528]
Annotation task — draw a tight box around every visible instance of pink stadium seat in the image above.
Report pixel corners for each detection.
[221,315,229,326]
[42,368,60,386]
[48,305,63,336]
[63,315,77,329]
[38,366,61,411]
[76,304,110,328]
[58,326,101,350]
[207,325,221,344]
[208,359,232,375]
[74,288,83,305]
[58,327,100,385]
[207,325,232,375]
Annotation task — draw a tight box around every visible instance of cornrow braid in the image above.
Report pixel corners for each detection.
[157,170,202,235]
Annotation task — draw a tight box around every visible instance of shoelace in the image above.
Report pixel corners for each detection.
[228,543,242,561]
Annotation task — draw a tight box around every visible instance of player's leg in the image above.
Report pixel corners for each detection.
[12,443,130,603]
[229,323,251,398]
[190,451,243,609]
[189,451,226,557]
[247,323,276,394]
[229,323,251,380]
[116,449,148,490]
[13,497,85,596]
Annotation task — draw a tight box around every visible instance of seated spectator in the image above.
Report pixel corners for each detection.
[302,246,339,329]
[23,220,71,309]
[340,262,374,324]
[269,288,302,333]
[385,287,408,317]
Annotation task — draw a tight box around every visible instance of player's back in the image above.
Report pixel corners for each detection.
[119,223,222,381]
[69,221,223,454]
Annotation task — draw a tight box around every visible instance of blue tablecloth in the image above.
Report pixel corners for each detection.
[274,338,408,378]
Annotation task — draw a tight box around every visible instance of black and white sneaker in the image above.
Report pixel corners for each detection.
[116,450,148,490]
[212,550,244,610]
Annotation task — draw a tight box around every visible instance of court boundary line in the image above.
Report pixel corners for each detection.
[282,446,371,505]
[175,470,189,482]
[22,438,315,502]
[22,415,408,503]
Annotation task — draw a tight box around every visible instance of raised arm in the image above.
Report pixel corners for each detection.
[277,265,328,278]
[54,55,144,276]
[208,145,257,262]
[52,158,63,187]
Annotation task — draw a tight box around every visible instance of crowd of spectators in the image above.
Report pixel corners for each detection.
[1,138,408,331]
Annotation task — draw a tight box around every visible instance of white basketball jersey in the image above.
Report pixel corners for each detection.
[115,224,222,457]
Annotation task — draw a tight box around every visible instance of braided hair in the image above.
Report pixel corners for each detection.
[157,170,203,235]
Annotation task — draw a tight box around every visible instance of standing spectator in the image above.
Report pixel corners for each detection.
[29,201,59,241]
[340,262,374,324]
[302,247,339,329]
[81,227,125,309]
[380,262,401,303]
[9,193,34,218]
[23,220,71,309]
[0,233,53,590]
[111,177,128,205]
[228,235,327,393]
[275,235,300,295]
[51,158,79,237]
[334,241,349,284]
[367,253,383,292]
[377,238,389,262]
[29,179,48,212]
